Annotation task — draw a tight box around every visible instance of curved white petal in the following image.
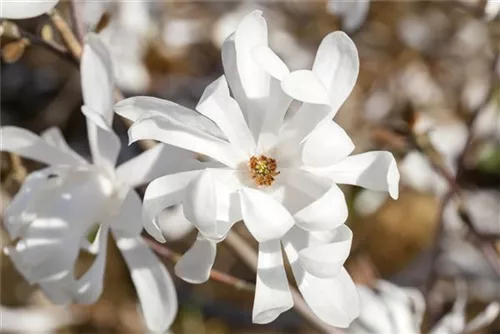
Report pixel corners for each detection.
[1,0,59,19]
[109,190,143,237]
[312,31,359,114]
[301,121,355,168]
[142,171,201,242]
[156,205,195,241]
[0,126,83,166]
[252,44,290,81]
[298,225,352,278]
[175,234,216,284]
[182,170,219,239]
[115,144,203,188]
[316,151,400,200]
[282,227,360,327]
[281,70,330,105]
[82,107,121,177]
[221,11,272,140]
[74,226,109,304]
[128,114,244,168]
[253,240,293,324]
[114,234,178,333]
[293,182,348,231]
[115,96,225,139]
[41,127,87,164]
[234,10,269,99]
[239,187,294,243]
[197,76,255,155]
[81,33,114,125]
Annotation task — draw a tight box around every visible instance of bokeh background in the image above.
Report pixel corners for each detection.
[1,1,499,333]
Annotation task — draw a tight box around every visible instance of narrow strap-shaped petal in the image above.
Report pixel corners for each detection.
[280,31,359,144]
[298,225,352,278]
[282,226,360,328]
[239,187,295,243]
[182,170,219,239]
[74,226,109,304]
[253,240,293,324]
[313,151,400,200]
[41,127,87,165]
[175,234,217,284]
[128,113,245,168]
[142,171,201,242]
[81,33,115,125]
[222,11,270,140]
[114,233,178,333]
[115,96,226,139]
[115,144,204,188]
[82,107,121,177]
[197,76,255,155]
[108,190,143,237]
[1,0,59,19]
[0,126,83,166]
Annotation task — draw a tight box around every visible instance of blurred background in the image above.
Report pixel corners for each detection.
[1,1,499,333]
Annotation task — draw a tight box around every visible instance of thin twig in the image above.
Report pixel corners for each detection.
[69,0,85,42]
[224,231,343,334]
[144,237,256,292]
[47,8,82,59]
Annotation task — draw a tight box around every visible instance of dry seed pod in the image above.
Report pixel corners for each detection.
[2,39,29,63]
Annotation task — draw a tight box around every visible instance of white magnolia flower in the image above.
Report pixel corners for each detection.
[430,282,500,334]
[116,10,399,327]
[346,280,425,334]
[0,34,200,332]
[1,0,59,19]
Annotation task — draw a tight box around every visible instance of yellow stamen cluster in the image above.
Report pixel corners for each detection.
[249,155,279,187]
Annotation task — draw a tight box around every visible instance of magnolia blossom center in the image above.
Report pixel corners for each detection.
[249,155,279,187]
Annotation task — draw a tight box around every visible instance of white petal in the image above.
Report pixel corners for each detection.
[222,11,272,140]
[253,240,293,324]
[115,234,178,332]
[196,76,255,155]
[1,0,59,19]
[298,225,352,278]
[83,107,121,176]
[174,234,216,284]
[0,126,82,166]
[234,10,269,100]
[41,127,87,164]
[156,205,195,241]
[81,33,114,125]
[301,121,355,168]
[239,187,295,243]
[74,226,109,304]
[281,70,330,105]
[109,190,143,237]
[311,31,359,115]
[293,182,348,231]
[4,167,56,238]
[465,302,500,332]
[115,96,225,139]
[316,151,400,200]
[282,227,360,327]
[128,114,244,168]
[182,170,219,239]
[142,171,201,242]
[252,44,290,81]
[115,144,204,188]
